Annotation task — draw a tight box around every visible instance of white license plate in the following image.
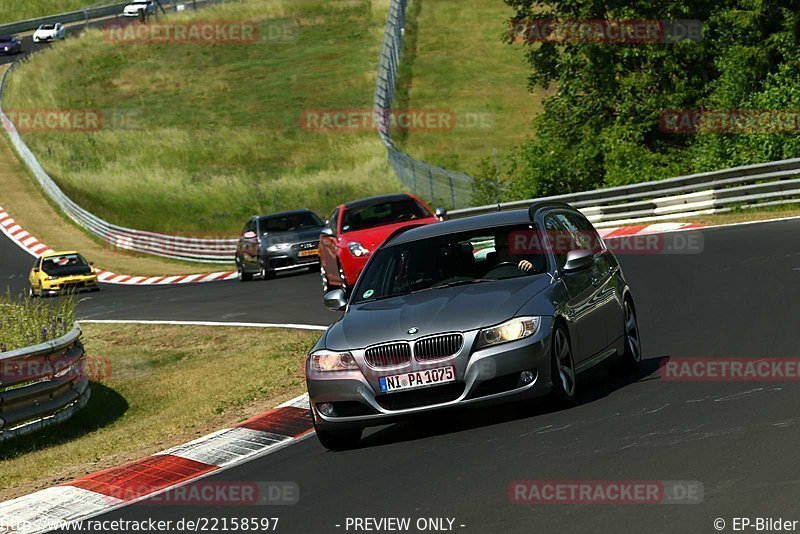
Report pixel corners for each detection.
[379,366,455,393]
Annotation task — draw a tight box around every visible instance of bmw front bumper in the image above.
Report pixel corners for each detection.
[307,317,556,431]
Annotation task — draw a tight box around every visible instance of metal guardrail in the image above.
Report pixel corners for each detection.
[374,0,475,209]
[0,12,238,264]
[0,3,130,36]
[0,326,90,442]
[448,158,800,226]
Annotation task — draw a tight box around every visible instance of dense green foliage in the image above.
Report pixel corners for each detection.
[491,0,800,201]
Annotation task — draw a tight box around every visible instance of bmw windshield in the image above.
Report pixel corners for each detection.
[353,224,548,304]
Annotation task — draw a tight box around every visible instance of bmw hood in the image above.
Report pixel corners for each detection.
[325,274,552,350]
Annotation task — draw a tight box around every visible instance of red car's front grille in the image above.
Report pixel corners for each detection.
[364,342,411,369]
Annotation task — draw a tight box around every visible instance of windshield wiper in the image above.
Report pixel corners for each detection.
[417,279,491,292]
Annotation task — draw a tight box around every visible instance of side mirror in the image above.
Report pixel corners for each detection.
[33,268,39,273]
[323,289,347,312]
[243,231,257,239]
[320,227,334,238]
[435,207,448,221]
[563,249,593,273]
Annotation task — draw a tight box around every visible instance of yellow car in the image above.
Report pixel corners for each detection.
[28,251,100,297]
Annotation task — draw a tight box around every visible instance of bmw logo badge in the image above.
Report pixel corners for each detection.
[407,327,419,335]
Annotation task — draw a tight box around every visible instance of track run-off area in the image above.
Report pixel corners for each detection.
[2,212,800,532]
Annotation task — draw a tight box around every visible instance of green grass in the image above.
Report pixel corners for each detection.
[0,292,76,351]
[0,0,104,24]
[5,0,400,234]
[0,323,319,499]
[394,0,545,174]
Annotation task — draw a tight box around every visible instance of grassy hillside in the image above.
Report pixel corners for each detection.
[5,0,399,234]
[394,0,544,175]
[0,0,101,24]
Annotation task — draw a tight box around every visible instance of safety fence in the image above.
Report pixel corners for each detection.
[0,326,89,442]
[374,0,475,209]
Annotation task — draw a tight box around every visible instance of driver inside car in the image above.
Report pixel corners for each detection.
[491,228,541,273]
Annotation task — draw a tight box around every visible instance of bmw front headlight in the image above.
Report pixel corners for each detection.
[310,350,359,372]
[475,317,540,349]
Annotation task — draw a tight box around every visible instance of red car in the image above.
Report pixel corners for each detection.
[319,193,439,293]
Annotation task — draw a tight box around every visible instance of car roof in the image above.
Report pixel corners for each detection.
[385,201,578,246]
[41,251,79,258]
[343,193,414,210]
[387,209,531,246]
[255,209,315,219]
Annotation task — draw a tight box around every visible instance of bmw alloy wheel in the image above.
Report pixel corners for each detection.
[624,299,642,364]
[551,327,576,402]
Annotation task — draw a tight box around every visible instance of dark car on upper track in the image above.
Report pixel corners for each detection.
[0,36,21,55]
[235,209,325,281]
[306,202,642,450]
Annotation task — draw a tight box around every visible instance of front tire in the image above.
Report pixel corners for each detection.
[260,261,275,280]
[28,286,36,298]
[312,412,361,451]
[549,325,576,405]
[238,265,253,282]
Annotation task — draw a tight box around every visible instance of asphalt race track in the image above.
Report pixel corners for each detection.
[0,236,333,325]
[2,217,798,532]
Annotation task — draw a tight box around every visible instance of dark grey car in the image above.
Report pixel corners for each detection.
[0,36,21,55]
[306,202,642,450]
[235,209,325,281]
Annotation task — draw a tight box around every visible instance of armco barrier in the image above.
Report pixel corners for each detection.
[0,3,129,36]
[447,158,800,226]
[0,326,90,442]
[0,13,238,264]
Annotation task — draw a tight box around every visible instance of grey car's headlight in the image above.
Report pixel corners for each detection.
[310,350,359,372]
[475,317,540,349]
[348,242,370,257]
[267,243,292,252]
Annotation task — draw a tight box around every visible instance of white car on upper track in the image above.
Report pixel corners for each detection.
[123,0,157,17]
[32,23,66,43]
